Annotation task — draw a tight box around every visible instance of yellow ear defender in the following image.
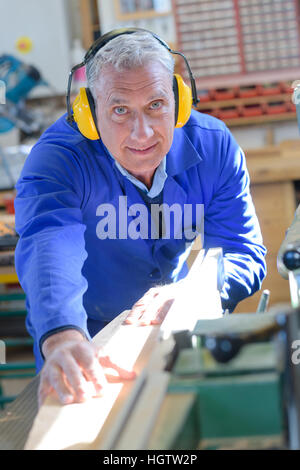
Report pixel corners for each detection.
[67,28,199,140]
[72,73,193,140]
[173,73,193,128]
[73,88,100,141]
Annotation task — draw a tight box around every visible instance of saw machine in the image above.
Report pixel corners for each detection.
[0,248,299,450]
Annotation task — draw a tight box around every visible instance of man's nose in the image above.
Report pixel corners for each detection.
[131,114,154,141]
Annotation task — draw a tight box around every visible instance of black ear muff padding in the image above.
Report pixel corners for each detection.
[173,75,179,126]
[85,88,98,128]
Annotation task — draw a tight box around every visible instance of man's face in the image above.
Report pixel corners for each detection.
[95,62,175,185]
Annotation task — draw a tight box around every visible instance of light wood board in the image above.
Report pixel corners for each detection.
[24,248,223,450]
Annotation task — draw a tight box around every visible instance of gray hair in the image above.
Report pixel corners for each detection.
[86,31,175,99]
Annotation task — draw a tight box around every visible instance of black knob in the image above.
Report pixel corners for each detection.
[205,336,243,363]
[283,250,300,271]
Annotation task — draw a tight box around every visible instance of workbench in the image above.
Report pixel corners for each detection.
[0,250,298,451]
[0,306,297,450]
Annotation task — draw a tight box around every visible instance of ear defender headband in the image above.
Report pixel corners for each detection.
[67,28,199,140]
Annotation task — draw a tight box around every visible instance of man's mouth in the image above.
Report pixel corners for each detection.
[127,143,158,155]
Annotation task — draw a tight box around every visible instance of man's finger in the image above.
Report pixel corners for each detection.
[47,365,74,405]
[76,348,108,396]
[38,376,53,408]
[99,355,136,380]
[57,353,91,403]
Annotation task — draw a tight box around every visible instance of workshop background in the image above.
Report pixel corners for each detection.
[0,0,299,407]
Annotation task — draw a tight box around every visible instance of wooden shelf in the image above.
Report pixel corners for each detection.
[194,69,300,91]
[223,112,297,127]
[246,147,300,184]
[197,93,292,110]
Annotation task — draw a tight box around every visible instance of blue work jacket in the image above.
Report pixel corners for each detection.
[14,110,266,371]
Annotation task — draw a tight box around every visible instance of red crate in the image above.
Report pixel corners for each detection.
[3,196,15,214]
[281,82,295,94]
[287,102,297,112]
[241,104,264,117]
[212,88,237,100]
[258,83,282,96]
[265,102,288,115]
[218,107,240,119]
[237,85,259,98]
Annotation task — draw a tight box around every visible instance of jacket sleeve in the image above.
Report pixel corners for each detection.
[202,127,267,312]
[14,141,90,356]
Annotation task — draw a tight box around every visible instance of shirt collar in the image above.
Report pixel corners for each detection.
[107,151,167,199]
[103,126,203,195]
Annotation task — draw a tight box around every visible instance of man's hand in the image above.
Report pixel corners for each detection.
[39,329,136,407]
[124,282,183,326]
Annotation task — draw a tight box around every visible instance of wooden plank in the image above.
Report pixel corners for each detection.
[24,325,159,450]
[245,147,282,158]
[92,249,223,450]
[161,248,223,340]
[25,312,168,450]
[24,311,132,450]
[250,182,296,255]
[115,371,170,450]
[93,251,222,450]
[89,326,167,451]
[225,113,296,128]
[25,248,222,450]
[246,152,300,184]
[279,140,300,152]
[147,392,196,450]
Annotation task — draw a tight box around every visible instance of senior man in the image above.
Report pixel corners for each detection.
[14,30,266,405]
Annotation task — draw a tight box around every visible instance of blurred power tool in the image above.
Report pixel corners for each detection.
[277,84,300,307]
[280,239,300,309]
[190,305,300,449]
[0,54,47,135]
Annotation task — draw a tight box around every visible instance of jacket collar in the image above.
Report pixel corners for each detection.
[166,127,203,177]
[98,125,203,179]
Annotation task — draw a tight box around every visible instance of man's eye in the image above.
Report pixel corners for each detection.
[150,101,162,110]
[114,107,127,115]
